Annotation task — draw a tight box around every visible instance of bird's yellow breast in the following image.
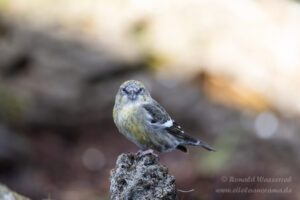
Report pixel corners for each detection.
[113,104,149,147]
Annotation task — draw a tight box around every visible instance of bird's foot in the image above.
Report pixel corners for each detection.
[136,149,159,159]
[125,152,136,157]
[136,150,143,155]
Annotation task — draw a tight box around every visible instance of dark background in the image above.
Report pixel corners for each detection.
[0,0,299,199]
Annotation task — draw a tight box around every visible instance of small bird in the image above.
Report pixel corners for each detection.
[113,80,215,156]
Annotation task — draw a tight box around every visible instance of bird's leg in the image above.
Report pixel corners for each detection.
[136,150,143,156]
[136,149,159,159]
[126,151,135,156]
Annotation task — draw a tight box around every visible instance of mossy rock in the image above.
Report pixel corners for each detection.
[0,184,30,200]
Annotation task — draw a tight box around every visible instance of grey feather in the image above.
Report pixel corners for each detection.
[143,101,170,124]
[143,101,215,152]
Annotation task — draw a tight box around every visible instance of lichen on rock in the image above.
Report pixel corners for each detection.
[110,153,177,200]
[0,184,30,200]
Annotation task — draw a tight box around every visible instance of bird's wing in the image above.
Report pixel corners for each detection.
[143,101,171,124]
[143,101,215,152]
[143,101,197,143]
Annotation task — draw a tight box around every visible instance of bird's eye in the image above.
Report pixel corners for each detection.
[137,88,144,94]
[121,88,128,94]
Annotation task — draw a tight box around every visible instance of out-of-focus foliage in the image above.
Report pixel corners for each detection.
[1,0,300,115]
[196,133,240,174]
[0,85,27,124]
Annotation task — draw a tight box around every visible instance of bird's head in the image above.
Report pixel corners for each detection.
[115,80,151,106]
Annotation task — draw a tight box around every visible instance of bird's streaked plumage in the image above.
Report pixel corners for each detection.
[113,80,215,153]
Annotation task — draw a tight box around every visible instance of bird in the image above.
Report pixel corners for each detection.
[113,80,215,157]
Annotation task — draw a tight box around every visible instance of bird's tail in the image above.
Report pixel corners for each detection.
[189,140,216,152]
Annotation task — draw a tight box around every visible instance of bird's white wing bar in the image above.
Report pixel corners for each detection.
[162,120,173,127]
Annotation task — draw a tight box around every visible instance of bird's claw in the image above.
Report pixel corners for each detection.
[136,149,159,159]
[136,150,143,155]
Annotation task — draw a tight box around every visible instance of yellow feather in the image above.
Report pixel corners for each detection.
[114,104,149,147]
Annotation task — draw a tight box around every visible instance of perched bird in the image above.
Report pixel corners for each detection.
[113,80,215,156]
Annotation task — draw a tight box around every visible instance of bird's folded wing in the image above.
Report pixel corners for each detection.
[143,102,197,143]
[143,101,171,124]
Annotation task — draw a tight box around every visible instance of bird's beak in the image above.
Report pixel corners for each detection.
[128,90,136,100]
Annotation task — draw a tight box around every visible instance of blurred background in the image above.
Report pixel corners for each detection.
[0,0,299,199]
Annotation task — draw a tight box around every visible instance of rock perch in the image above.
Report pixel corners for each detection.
[110,153,177,200]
